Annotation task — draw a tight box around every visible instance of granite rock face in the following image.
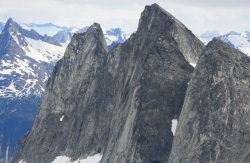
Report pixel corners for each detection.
[168,39,250,163]
[13,23,111,163]
[100,4,203,163]
[13,3,204,163]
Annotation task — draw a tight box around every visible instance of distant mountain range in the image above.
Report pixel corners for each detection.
[0,18,129,162]
[199,30,250,56]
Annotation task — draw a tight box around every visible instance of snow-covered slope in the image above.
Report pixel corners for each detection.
[220,31,250,56]
[0,37,65,98]
[200,30,250,56]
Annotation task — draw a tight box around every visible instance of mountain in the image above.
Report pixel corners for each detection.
[0,18,65,97]
[104,28,130,51]
[219,31,250,56]
[13,3,204,163]
[21,23,78,37]
[14,23,111,163]
[0,18,66,162]
[0,17,132,162]
[168,39,250,163]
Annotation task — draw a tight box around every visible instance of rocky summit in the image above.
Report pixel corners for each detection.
[168,39,250,163]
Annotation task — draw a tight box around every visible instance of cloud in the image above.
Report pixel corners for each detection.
[0,0,249,35]
[168,0,250,8]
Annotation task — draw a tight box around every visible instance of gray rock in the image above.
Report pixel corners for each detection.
[13,23,110,163]
[168,39,250,163]
[12,3,204,163]
[101,3,202,163]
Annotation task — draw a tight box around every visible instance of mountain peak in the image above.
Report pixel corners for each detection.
[146,3,166,12]
[6,18,14,24]
[2,18,18,33]
[205,38,248,60]
[140,3,176,24]
[88,22,102,33]
[137,3,204,64]
[67,22,107,56]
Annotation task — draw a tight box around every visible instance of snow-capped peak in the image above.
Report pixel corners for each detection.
[199,30,250,56]
[0,19,66,98]
[219,31,250,56]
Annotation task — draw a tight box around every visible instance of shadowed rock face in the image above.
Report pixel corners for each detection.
[100,4,200,163]
[12,3,204,163]
[168,39,250,163]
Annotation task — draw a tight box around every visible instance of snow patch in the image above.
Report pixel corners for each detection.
[18,160,26,163]
[171,119,178,136]
[190,63,196,68]
[220,32,250,56]
[52,154,102,163]
[227,34,250,56]
[60,115,64,122]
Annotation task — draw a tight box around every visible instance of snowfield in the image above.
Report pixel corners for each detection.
[0,34,66,98]
[24,37,65,63]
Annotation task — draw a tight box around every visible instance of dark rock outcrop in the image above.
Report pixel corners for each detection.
[168,39,250,163]
[13,3,204,163]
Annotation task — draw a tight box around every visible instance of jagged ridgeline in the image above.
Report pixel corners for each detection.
[12,3,204,163]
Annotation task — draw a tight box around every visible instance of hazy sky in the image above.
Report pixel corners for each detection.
[0,0,249,35]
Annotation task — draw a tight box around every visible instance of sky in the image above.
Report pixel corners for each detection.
[0,0,250,35]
